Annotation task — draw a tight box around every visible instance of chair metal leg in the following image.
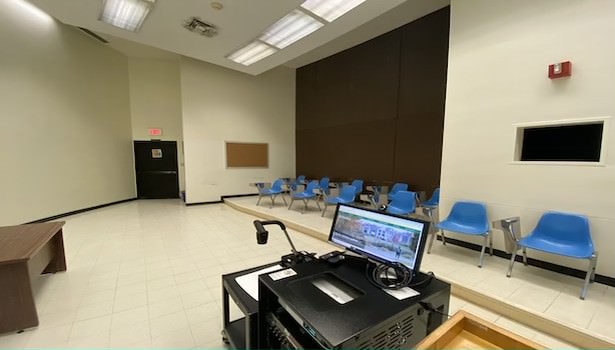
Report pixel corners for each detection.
[507,249,517,277]
[314,198,321,210]
[581,254,598,300]
[427,229,436,254]
[440,230,446,245]
[590,252,598,283]
[522,247,528,266]
[301,199,307,214]
[256,194,263,206]
[288,198,294,210]
[489,231,493,256]
[321,203,328,217]
[478,235,487,268]
[281,194,288,206]
[270,195,275,209]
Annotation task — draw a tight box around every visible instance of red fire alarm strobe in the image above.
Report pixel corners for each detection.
[548,61,572,79]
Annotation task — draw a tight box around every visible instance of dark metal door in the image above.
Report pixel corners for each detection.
[134,141,179,199]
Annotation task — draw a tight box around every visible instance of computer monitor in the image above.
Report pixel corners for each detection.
[328,204,430,273]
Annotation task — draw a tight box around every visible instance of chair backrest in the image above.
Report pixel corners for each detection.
[304,180,320,194]
[388,191,417,214]
[447,201,489,231]
[390,183,408,196]
[319,177,330,194]
[271,179,284,191]
[339,185,357,201]
[350,179,363,195]
[424,188,440,206]
[296,175,305,184]
[532,212,594,247]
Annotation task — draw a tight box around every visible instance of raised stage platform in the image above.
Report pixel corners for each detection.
[225,196,615,349]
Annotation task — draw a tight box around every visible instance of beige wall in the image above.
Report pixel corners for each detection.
[180,57,296,203]
[128,58,185,191]
[0,0,135,225]
[442,0,615,276]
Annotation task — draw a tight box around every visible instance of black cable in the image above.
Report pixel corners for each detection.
[418,301,452,319]
[407,271,435,288]
[365,261,412,290]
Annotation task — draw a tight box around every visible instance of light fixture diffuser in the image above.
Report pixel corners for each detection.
[301,0,366,22]
[227,41,278,66]
[99,0,155,32]
[259,9,324,49]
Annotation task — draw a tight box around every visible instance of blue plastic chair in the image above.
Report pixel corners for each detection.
[350,179,364,200]
[288,175,306,194]
[288,180,321,213]
[422,188,440,208]
[386,191,417,216]
[436,201,492,267]
[507,212,597,299]
[321,185,356,217]
[319,177,330,198]
[256,179,287,208]
[387,183,408,203]
[420,188,441,254]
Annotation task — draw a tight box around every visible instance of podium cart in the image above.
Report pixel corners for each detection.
[221,262,279,349]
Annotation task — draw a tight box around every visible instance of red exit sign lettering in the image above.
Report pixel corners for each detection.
[149,128,163,136]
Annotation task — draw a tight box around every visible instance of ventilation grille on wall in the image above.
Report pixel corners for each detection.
[183,17,218,37]
[76,27,109,44]
[357,314,414,349]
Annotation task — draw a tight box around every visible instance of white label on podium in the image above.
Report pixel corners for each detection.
[269,268,297,281]
[235,264,283,301]
[383,287,420,300]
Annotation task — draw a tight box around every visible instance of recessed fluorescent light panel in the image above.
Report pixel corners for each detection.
[227,41,278,66]
[259,9,324,49]
[301,0,367,22]
[99,0,155,32]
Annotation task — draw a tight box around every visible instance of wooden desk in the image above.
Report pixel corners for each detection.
[0,222,67,333]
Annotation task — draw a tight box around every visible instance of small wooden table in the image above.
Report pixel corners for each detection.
[415,310,545,349]
[0,222,67,333]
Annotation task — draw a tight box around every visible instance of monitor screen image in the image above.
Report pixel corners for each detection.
[329,204,429,272]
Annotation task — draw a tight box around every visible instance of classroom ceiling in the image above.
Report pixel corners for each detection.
[28,0,448,75]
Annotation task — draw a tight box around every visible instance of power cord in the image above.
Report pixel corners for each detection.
[418,301,452,319]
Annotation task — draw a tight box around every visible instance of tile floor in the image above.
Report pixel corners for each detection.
[0,199,600,348]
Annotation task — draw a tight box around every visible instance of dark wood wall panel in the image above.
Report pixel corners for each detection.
[296,7,450,192]
[394,7,450,191]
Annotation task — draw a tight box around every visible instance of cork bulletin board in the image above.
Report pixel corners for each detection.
[226,142,268,168]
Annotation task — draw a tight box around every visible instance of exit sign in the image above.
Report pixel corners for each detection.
[149,128,163,136]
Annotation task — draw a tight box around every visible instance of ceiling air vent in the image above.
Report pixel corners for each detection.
[183,17,218,37]
[76,27,109,44]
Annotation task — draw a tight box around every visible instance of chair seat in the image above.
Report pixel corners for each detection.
[421,200,438,208]
[388,206,414,215]
[326,197,352,205]
[437,219,488,235]
[293,193,316,199]
[262,189,282,195]
[519,234,594,259]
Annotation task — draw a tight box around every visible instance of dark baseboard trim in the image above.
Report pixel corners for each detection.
[185,201,223,206]
[25,198,137,224]
[435,235,615,287]
[221,193,258,199]
[185,194,257,206]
